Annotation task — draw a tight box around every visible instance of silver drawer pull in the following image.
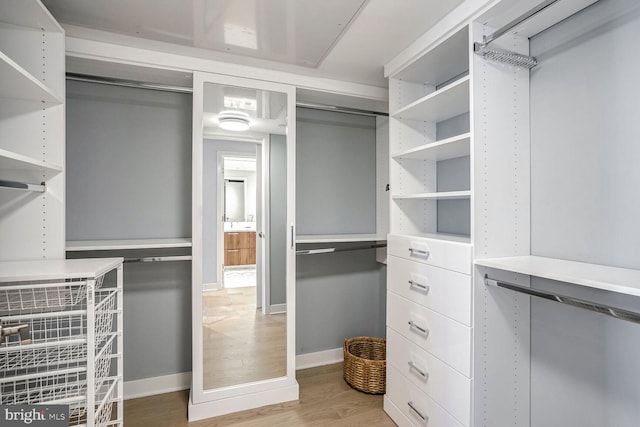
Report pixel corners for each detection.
[408,320,429,337]
[408,248,430,258]
[408,280,429,293]
[408,361,429,380]
[407,401,428,423]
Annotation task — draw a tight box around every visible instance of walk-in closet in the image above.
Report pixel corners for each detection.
[1,0,639,425]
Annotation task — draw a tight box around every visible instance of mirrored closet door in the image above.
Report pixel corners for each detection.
[189,71,298,420]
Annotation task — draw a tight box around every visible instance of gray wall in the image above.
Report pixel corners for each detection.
[296,108,376,235]
[66,81,191,240]
[66,81,192,380]
[530,0,640,424]
[295,108,385,354]
[269,134,287,305]
[202,139,257,284]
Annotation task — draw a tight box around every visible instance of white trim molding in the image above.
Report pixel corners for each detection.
[296,347,344,370]
[124,372,192,400]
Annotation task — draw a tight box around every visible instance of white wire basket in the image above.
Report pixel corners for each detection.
[0,367,87,406]
[0,289,118,376]
[0,276,105,313]
[0,346,115,414]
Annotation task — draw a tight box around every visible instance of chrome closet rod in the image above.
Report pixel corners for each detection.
[484,275,640,325]
[124,255,192,263]
[0,179,45,193]
[296,243,387,256]
[65,73,387,117]
[481,0,561,46]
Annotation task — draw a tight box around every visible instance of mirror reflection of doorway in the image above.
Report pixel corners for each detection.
[193,76,296,402]
[222,156,257,291]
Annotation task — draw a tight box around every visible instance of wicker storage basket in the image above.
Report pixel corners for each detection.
[343,336,386,394]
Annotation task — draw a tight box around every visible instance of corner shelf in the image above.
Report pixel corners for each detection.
[392,133,471,161]
[392,75,470,123]
[0,51,63,106]
[66,238,193,252]
[475,255,640,297]
[392,190,470,200]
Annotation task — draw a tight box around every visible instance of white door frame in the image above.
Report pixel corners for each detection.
[215,149,265,294]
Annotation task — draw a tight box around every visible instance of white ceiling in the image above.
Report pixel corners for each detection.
[42,0,465,87]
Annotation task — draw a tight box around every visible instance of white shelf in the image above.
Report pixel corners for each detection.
[392,75,469,123]
[296,234,386,244]
[0,258,123,282]
[391,26,468,85]
[392,133,471,161]
[475,255,640,297]
[393,232,471,245]
[0,1,64,33]
[66,238,193,251]
[0,148,63,178]
[392,190,470,201]
[0,51,63,105]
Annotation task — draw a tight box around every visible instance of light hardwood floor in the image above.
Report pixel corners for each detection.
[124,363,396,426]
[202,286,286,390]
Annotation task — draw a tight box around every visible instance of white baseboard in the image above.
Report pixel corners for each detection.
[202,282,218,292]
[124,372,191,400]
[124,347,343,400]
[296,347,343,370]
[269,303,286,314]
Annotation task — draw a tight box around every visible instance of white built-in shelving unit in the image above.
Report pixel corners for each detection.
[385,0,626,426]
[0,258,124,427]
[0,0,66,261]
[384,22,474,427]
[388,24,471,241]
[0,4,124,426]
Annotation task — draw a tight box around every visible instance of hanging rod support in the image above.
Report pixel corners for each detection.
[482,0,561,46]
[0,179,45,193]
[474,0,561,69]
[484,275,640,325]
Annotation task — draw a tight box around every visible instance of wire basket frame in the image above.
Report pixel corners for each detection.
[0,290,118,377]
[0,276,105,313]
[0,368,87,405]
[67,377,119,427]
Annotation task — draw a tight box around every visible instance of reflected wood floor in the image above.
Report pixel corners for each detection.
[124,363,395,426]
[202,286,286,390]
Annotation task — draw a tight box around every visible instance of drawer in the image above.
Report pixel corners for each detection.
[387,327,470,425]
[388,255,471,326]
[387,292,471,377]
[388,234,471,274]
[385,364,465,427]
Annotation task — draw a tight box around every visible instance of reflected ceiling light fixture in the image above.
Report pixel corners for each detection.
[218,110,251,131]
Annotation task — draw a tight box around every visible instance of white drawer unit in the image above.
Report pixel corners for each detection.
[388,234,472,274]
[387,328,471,425]
[385,364,466,427]
[388,254,471,326]
[387,291,471,377]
